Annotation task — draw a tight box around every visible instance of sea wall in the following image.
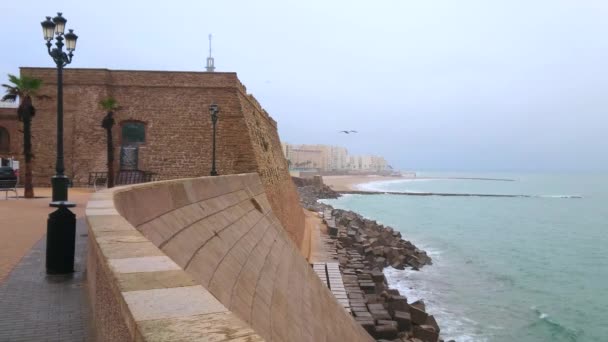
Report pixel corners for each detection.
[86,173,372,342]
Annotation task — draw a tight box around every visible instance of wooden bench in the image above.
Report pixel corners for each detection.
[0,179,18,200]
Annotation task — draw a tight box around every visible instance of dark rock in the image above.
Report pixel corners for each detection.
[409,305,429,325]
[354,318,375,334]
[370,309,392,321]
[386,295,408,316]
[367,303,385,311]
[372,324,398,340]
[410,300,426,312]
[413,325,439,342]
[387,289,400,296]
[425,315,440,333]
[391,261,405,270]
[353,310,372,318]
[393,310,412,331]
[372,270,386,282]
[377,320,399,330]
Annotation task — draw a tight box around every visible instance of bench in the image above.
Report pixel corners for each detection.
[116,170,158,185]
[88,170,159,191]
[88,172,108,191]
[0,179,18,199]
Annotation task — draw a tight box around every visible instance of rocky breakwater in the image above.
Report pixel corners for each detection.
[297,182,450,342]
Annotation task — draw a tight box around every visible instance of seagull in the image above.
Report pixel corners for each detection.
[339,130,358,134]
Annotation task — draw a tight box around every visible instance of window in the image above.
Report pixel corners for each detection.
[121,121,145,145]
[0,127,9,152]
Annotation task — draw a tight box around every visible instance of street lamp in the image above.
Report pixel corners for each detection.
[42,12,78,203]
[209,103,219,176]
[41,12,78,274]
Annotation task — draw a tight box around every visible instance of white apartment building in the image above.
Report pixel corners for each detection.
[281,143,388,172]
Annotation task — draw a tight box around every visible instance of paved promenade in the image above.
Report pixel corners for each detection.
[0,188,92,281]
[0,188,93,341]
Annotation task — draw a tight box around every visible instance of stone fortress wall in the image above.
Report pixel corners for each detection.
[86,173,372,341]
[1,67,305,246]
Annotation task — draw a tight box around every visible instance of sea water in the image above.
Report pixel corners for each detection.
[322,172,608,342]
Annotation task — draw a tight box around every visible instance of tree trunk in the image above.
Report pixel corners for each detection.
[106,127,114,188]
[23,117,34,198]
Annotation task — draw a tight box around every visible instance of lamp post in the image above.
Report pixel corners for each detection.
[209,103,219,176]
[42,13,78,202]
[41,13,78,274]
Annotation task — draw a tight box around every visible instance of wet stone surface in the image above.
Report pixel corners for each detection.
[0,218,92,342]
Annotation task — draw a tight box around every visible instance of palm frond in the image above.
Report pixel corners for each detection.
[2,74,43,99]
[99,97,119,111]
[1,94,17,102]
[7,74,22,88]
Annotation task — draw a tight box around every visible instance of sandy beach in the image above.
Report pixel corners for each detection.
[322,175,408,191]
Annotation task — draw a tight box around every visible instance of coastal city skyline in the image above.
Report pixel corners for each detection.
[281,142,390,173]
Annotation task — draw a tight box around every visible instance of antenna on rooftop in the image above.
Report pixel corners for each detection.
[206,34,216,72]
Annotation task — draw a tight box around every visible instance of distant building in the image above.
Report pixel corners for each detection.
[281,143,388,173]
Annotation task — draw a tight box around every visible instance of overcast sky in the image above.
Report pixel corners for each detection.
[2,0,607,171]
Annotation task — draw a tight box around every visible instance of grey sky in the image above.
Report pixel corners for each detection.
[2,0,607,171]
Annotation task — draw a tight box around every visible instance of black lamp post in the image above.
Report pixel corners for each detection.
[41,13,78,274]
[209,103,219,176]
[42,13,78,203]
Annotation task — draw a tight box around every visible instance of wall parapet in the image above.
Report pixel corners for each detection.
[86,178,264,341]
[86,173,371,342]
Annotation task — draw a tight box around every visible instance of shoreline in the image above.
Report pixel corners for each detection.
[323,175,408,192]
[296,180,448,342]
[324,175,582,199]
[323,175,516,192]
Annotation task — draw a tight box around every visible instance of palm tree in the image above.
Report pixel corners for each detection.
[1,74,44,198]
[99,97,118,188]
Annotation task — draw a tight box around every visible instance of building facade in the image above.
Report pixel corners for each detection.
[281,142,389,173]
[0,68,305,246]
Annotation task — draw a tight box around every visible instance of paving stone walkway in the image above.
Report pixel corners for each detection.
[0,218,92,342]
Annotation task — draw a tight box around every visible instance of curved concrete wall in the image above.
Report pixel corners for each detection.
[86,173,372,342]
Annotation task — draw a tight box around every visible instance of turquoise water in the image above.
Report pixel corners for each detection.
[323,173,608,342]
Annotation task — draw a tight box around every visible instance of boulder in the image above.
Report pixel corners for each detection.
[386,296,408,315]
[425,315,440,333]
[393,310,412,331]
[409,305,428,325]
[372,270,386,282]
[367,303,385,311]
[413,325,438,342]
[372,324,398,340]
[410,300,426,312]
[370,309,392,321]
[391,261,405,270]
[376,320,399,330]
[354,318,375,334]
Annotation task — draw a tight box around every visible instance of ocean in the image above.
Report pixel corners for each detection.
[322,172,608,342]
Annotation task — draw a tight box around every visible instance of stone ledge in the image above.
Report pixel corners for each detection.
[86,178,265,342]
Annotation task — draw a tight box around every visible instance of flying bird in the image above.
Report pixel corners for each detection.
[339,130,358,134]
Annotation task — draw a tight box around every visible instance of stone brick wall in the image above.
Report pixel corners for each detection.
[17,67,305,246]
[236,86,306,247]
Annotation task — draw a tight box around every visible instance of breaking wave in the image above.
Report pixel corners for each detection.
[529,307,582,342]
